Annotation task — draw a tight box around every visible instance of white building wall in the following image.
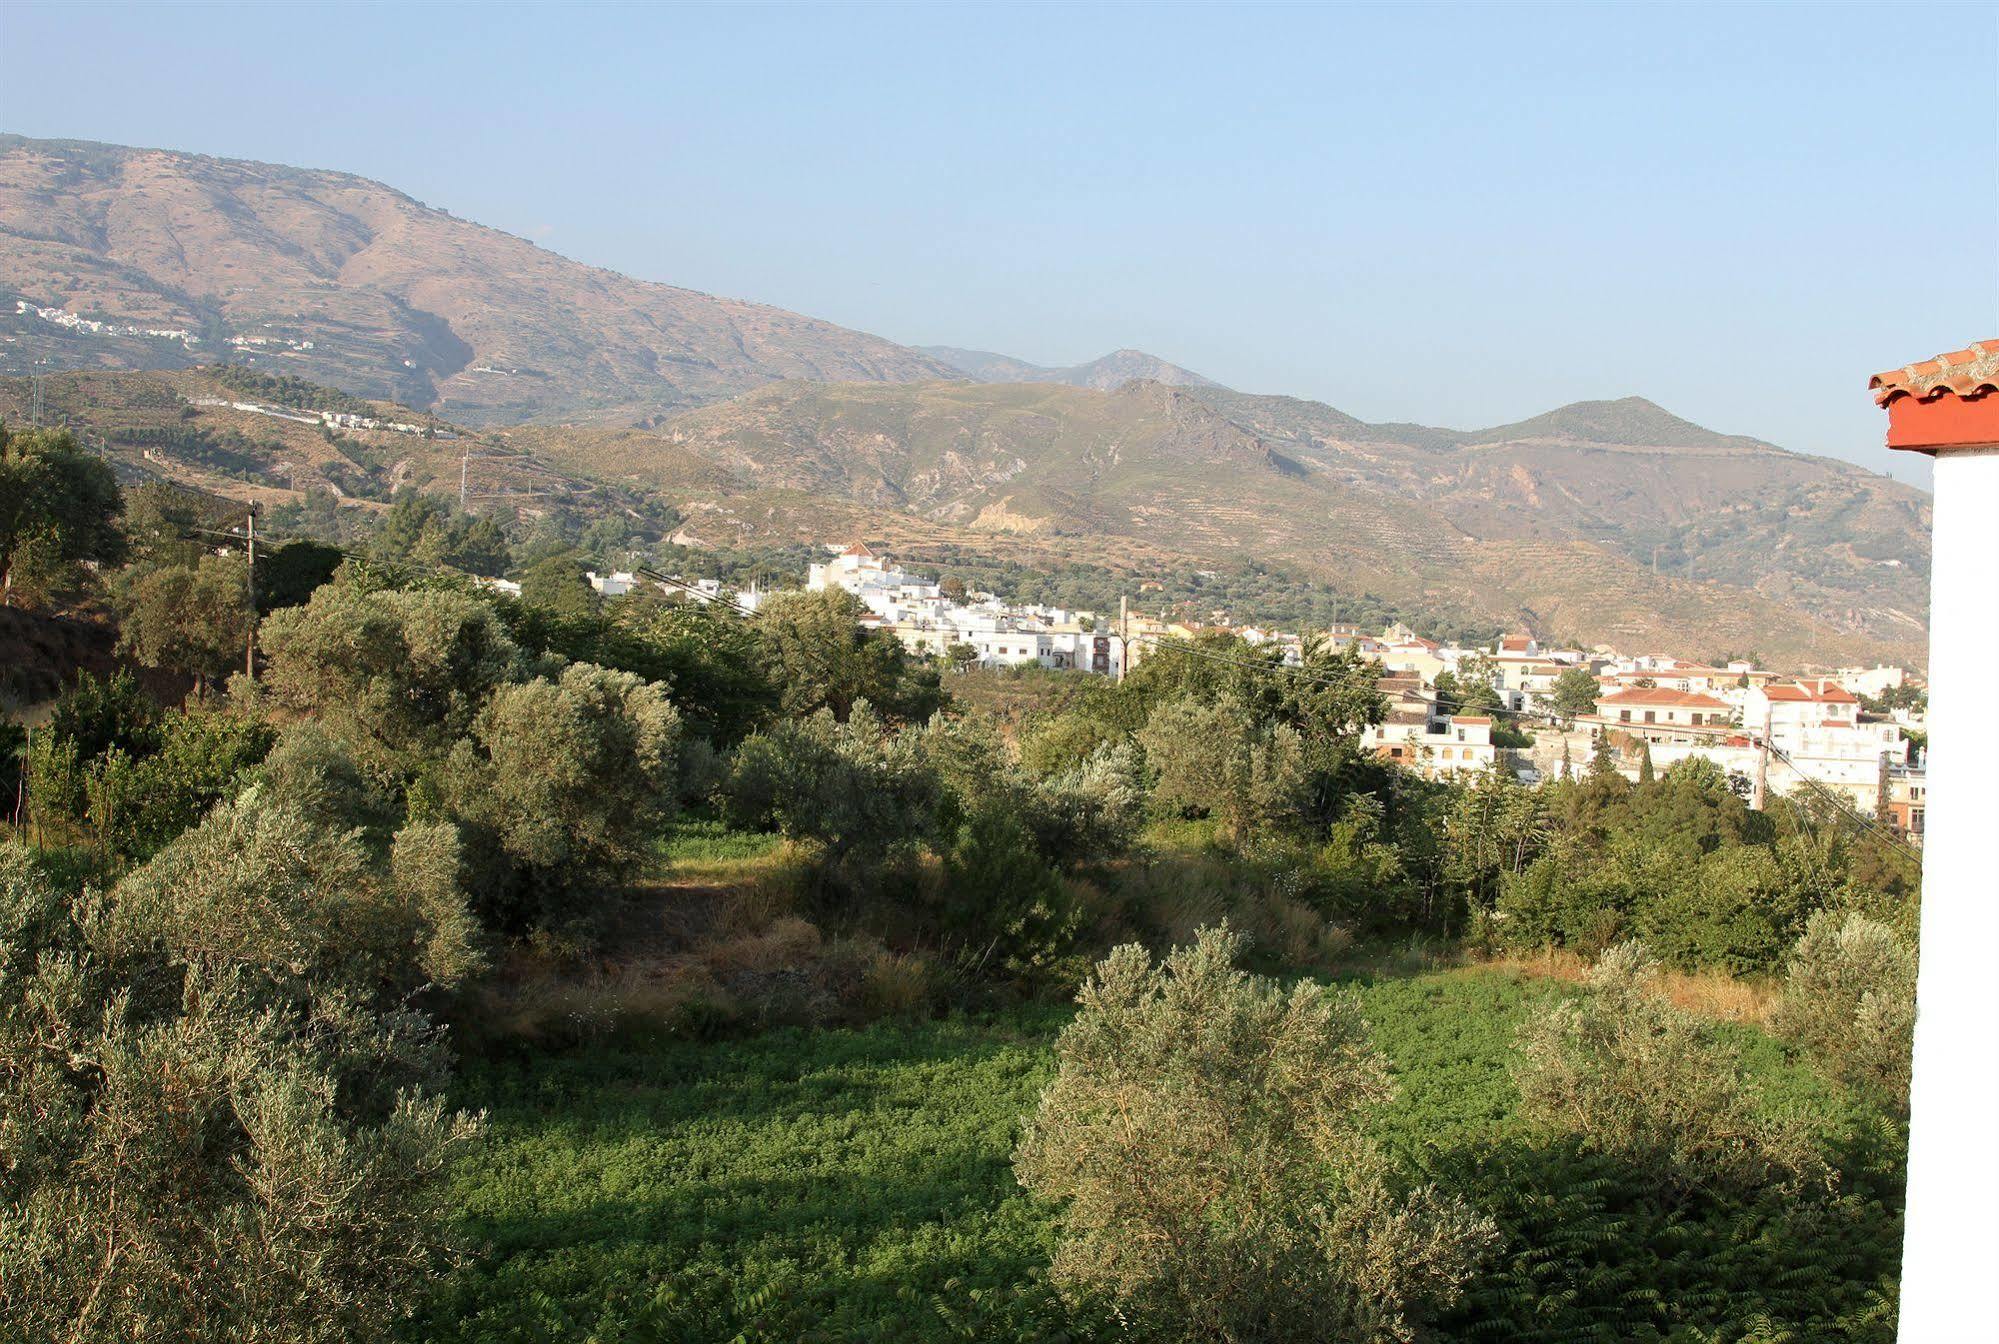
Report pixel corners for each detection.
[1899,446,1999,1340]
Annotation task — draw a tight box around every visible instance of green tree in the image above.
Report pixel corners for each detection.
[258,578,527,775]
[258,539,344,610]
[1771,911,1916,1112]
[1452,654,1505,715]
[1014,925,1496,1341]
[517,553,600,619]
[1138,696,1307,842]
[0,804,480,1343]
[114,553,255,693]
[443,661,681,933]
[1550,666,1600,718]
[722,704,941,860]
[0,424,124,606]
[753,588,944,723]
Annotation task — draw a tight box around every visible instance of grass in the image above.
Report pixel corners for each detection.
[415,966,1899,1343]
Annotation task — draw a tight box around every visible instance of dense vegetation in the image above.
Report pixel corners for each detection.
[0,456,1920,1341]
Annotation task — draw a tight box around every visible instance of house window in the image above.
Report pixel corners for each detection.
[1644,711,1656,724]
[1689,713,1702,726]
[1619,710,1631,723]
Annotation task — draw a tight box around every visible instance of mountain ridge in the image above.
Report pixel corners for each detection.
[917,345,1218,390]
[0,134,960,422]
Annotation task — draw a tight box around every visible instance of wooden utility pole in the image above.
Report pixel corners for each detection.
[1750,703,1772,810]
[244,507,257,680]
[1118,594,1129,681]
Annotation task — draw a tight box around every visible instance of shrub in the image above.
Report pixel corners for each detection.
[1771,911,1916,1112]
[721,703,941,860]
[1138,696,1308,843]
[941,801,1075,979]
[1014,925,1496,1342]
[1513,942,1829,1200]
[0,808,480,1343]
[444,661,681,934]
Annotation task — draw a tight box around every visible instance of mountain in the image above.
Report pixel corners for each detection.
[918,345,1218,390]
[1178,386,1932,652]
[0,136,958,424]
[2,364,1927,665]
[518,377,1926,665]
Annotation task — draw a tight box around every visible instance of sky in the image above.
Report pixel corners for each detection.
[2,1,1994,486]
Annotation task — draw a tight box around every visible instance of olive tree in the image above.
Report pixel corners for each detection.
[1514,942,1828,1199]
[1137,696,1308,842]
[443,661,682,933]
[0,795,481,1343]
[0,424,124,606]
[114,553,256,693]
[1771,911,1916,1112]
[1015,925,1496,1342]
[259,577,530,775]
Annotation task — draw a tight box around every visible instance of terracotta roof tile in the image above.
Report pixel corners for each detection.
[1764,678,1858,704]
[1871,340,1999,406]
[1599,687,1732,709]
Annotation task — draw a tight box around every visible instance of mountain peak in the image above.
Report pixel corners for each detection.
[1467,396,1773,452]
[917,344,1217,391]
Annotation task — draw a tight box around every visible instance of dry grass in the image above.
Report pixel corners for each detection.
[1475,949,1775,1025]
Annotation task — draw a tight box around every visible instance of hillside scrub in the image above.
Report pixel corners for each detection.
[1773,911,1917,1112]
[1513,942,1830,1201]
[0,801,480,1343]
[1014,925,1497,1342]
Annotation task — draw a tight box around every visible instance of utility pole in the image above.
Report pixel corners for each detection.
[244,506,257,681]
[1751,702,1772,811]
[459,449,470,511]
[1118,594,1129,681]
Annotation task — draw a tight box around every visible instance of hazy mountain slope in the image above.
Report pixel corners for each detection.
[1181,386,1931,646]
[4,366,1921,665]
[0,136,957,423]
[534,378,1918,665]
[918,345,1217,390]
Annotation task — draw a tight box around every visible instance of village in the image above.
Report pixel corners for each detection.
[561,540,1929,842]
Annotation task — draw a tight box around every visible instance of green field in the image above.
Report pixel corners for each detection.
[417,969,1902,1344]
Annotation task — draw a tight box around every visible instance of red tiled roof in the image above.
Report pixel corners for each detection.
[1451,715,1493,725]
[841,540,877,558]
[1871,341,1999,406]
[1599,687,1731,709]
[1764,678,1858,704]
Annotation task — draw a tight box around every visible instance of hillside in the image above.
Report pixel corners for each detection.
[1,364,1926,664]
[918,345,1217,389]
[0,136,956,423]
[526,378,1923,666]
[1179,387,1932,650]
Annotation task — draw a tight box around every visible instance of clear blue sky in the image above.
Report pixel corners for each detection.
[3,1,1993,485]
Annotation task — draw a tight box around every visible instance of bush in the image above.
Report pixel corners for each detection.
[1772,911,1916,1112]
[1513,942,1829,1200]
[721,704,941,860]
[1137,696,1308,842]
[444,661,681,934]
[0,807,480,1343]
[941,801,1074,980]
[1014,925,1495,1341]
